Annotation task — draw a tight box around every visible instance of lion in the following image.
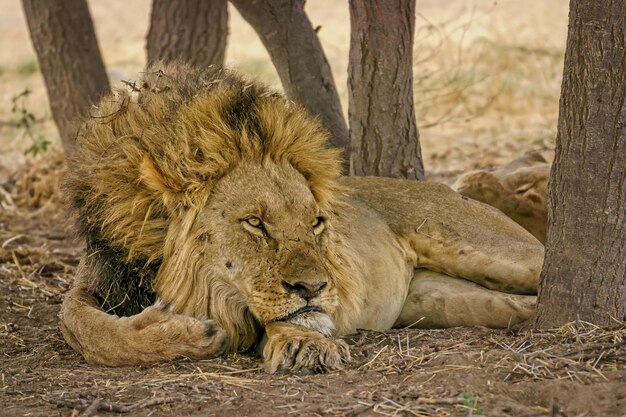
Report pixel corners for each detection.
[452,152,550,243]
[59,63,543,373]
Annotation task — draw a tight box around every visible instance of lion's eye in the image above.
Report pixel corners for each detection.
[312,217,324,228]
[246,217,263,228]
[312,217,325,236]
[515,184,534,194]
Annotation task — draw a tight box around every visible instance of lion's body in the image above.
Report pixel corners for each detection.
[334,177,541,333]
[60,64,543,372]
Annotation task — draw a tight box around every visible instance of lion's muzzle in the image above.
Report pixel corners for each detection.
[285,311,335,336]
[276,305,324,322]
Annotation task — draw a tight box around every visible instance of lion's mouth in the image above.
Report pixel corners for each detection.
[274,306,324,323]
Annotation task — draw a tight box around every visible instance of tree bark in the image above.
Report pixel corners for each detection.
[348,0,424,179]
[229,0,349,158]
[147,0,228,67]
[22,0,110,155]
[535,0,625,328]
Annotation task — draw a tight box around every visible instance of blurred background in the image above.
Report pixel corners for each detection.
[0,0,568,177]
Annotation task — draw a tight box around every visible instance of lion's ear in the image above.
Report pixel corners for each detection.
[139,156,208,212]
[140,156,180,194]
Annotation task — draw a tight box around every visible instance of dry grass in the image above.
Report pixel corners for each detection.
[349,323,625,384]
[0,0,568,175]
[408,3,566,175]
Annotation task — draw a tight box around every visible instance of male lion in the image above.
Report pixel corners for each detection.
[60,63,542,373]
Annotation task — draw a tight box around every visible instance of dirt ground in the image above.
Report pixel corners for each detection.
[1,1,625,416]
[0,160,624,417]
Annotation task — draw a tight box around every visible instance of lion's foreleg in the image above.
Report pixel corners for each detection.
[59,279,229,366]
[394,270,536,329]
[261,322,350,374]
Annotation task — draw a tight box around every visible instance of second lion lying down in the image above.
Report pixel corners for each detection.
[60,64,543,373]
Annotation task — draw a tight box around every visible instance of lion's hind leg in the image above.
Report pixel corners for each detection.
[60,282,229,366]
[394,270,536,329]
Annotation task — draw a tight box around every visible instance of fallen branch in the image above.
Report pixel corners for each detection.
[62,397,175,416]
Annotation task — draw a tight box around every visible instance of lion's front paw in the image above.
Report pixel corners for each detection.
[263,322,350,374]
[123,305,229,363]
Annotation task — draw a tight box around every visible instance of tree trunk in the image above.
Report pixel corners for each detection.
[535,0,625,328]
[146,0,228,67]
[348,0,424,179]
[22,0,110,156]
[229,0,349,159]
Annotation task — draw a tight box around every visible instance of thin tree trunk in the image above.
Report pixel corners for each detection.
[535,0,625,328]
[229,0,349,159]
[147,0,228,67]
[22,0,110,156]
[348,0,424,179]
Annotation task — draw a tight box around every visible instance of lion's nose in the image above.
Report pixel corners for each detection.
[282,280,327,300]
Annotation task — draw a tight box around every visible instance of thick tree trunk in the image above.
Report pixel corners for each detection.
[146,0,228,67]
[22,0,110,155]
[535,0,625,328]
[229,0,349,158]
[348,0,424,179]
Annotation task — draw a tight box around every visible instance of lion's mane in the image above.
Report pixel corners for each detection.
[64,63,345,343]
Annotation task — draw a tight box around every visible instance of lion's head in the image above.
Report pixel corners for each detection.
[66,63,356,352]
[452,154,550,243]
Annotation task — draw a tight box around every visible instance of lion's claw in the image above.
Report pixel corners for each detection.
[263,322,350,374]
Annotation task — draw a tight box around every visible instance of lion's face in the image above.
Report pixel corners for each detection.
[453,165,549,243]
[197,161,339,337]
[501,166,549,217]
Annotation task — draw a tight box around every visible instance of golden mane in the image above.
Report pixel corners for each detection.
[65,63,342,266]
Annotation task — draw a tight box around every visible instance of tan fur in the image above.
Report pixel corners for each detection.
[59,260,228,365]
[395,270,536,328]
[452,152,550,243]
[61,63,543,373]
